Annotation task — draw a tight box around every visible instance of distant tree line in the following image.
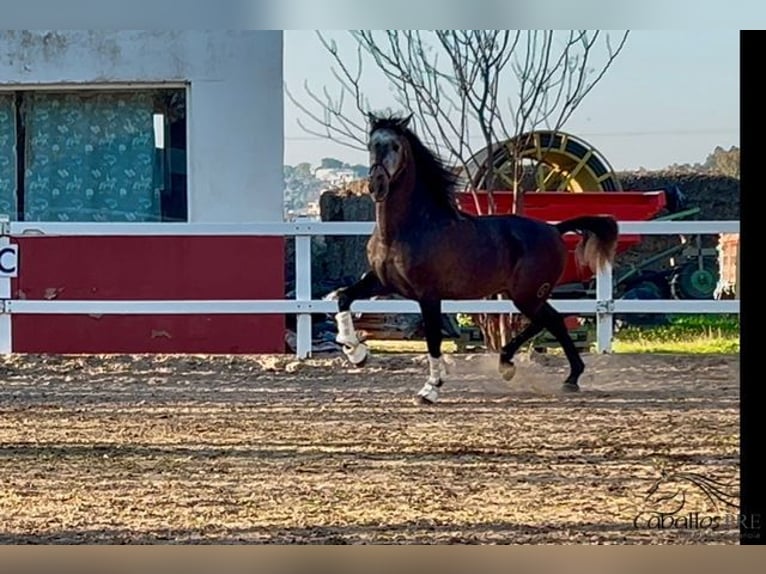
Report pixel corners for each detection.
[662,146,739,179]
[285,145,740,214]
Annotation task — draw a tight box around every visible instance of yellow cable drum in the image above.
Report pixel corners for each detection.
[463,130,623,193]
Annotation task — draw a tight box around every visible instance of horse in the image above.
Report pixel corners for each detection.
[327,112,619,404]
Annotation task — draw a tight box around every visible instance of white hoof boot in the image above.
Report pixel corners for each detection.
[416,381,441,404]
[416,355,447,404]
[343,342,368,366]
[335,311,368,366]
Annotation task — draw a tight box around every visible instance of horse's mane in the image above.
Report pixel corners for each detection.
[369,113,463,217]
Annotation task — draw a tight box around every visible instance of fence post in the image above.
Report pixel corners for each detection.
[735,233,740,300]
[0,215,12,355]
[595,261,613,353]
[294,227,312,359]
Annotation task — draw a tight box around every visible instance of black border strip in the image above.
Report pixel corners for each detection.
[739,30,761,546]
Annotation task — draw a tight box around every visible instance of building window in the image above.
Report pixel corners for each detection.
[0,88,187,222]
[0,94,16,218]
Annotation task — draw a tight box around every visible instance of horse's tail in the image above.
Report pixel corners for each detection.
[555,215,619,273]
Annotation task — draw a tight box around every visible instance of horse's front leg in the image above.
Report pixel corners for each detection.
[415,300,448,405]
[325,271,386,366]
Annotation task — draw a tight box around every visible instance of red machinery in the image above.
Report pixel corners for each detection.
[456,190,668,285]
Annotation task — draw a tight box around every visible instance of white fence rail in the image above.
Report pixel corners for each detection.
[0,218,740,357]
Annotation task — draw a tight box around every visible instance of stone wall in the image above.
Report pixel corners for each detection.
[284,188,375,299]
[614,172,739,275]
[617,172,739,220]
[316,189,376,290]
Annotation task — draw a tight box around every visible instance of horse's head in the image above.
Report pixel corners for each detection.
[367,113,413,202]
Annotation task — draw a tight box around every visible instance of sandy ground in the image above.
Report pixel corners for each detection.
[0,351,739,544]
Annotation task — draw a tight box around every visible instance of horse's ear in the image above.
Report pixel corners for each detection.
[398,113,413,129]
[367,112,378,127]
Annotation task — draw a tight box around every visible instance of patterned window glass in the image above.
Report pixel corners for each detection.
[0,94,16,218]
[23,91,162,222]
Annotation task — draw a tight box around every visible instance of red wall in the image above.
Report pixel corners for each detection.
[10,236,285,354]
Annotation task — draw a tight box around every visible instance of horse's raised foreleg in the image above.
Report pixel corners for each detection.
[326,271,386,366]
[415,300,448,405]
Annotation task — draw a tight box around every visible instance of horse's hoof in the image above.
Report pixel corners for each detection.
[561,382,580,393]
[415,381,440,405]
[499,361,516,381]
[343,342,368,366]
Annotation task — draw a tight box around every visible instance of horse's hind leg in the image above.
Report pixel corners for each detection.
[498,319,546,381]
[414,300,448,405]
[531,302,585,392]
[326,271,386,366]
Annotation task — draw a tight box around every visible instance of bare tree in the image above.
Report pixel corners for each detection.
[287,30,630,351]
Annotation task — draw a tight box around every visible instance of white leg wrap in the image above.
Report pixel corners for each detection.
[335,311,368,365]
[428,355,447,382]
[335,311,358,346]
[416,355,448,403]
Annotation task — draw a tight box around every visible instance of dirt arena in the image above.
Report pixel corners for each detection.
[0,351,739,544]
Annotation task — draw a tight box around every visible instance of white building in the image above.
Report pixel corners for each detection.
[0,31,287,354]
[0,31,283,223]
[313,167,357,187]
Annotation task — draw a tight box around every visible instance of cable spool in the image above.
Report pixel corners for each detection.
[462,130,622,193]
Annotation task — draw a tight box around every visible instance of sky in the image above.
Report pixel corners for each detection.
[282,30,739,172]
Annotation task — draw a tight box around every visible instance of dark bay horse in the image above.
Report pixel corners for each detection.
[328,113,619,404]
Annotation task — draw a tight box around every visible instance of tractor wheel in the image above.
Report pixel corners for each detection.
[671,258,719,300]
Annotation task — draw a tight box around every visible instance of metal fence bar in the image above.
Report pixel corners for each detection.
[5,298,740,315]
[6,298,599,315]
[596,261,614,353]
[612,300,740,313]
[0,234,11,354]
[7,220,740,237]
[8,221,377,237]
[294,232,313,359]
[0,217,741,358]
[617,221,740,234]
[7,300,317,314]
